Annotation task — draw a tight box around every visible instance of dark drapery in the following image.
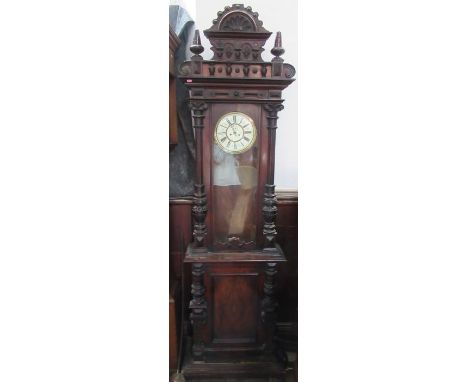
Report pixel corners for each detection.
[169,5,196,197]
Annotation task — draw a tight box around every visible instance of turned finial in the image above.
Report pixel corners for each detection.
[271,32,285,60]
[190,30,204,56]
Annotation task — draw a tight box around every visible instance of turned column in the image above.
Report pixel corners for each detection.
[189,263,207,360]
[261,262,279,352]
[262,32,286,249]
[189,101,208,248]
[262,103,284,249]
[188,31,208,249]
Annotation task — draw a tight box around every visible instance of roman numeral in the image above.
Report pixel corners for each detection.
[243,136,250,142]
[233,115,237,123]
[220,136,227,143]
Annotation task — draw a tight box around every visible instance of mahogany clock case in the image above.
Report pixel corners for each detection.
[172,3,297,380]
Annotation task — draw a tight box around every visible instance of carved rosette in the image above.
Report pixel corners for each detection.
[210,4,268,31]
[283,63,296,79]
[261,262,279,351]
[189,263,207,358]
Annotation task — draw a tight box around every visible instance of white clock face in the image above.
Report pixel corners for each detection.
[214,112,257,154]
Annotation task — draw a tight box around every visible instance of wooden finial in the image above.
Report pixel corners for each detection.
[190,30,204,56]
[271,32,285,59]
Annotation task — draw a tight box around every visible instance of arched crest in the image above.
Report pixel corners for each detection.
[204,4,271,62]
[207,4,269,33]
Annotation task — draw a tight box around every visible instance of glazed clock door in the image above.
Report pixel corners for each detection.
[209,105,262,251]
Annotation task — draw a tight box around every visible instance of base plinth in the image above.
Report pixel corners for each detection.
[181,338,286,382]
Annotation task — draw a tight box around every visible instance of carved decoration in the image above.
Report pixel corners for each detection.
[242,43,252,57]
[208,64,215,76]
[203,4,271,63]
[210,41,265,63]
[178,61,192,76]
[188,102,208,247]
[215,236,255,250]
[271,32,284,77]
[189,263,207,358]
[190,30,204,57]
[225,43,234,58]
[192,184,207,246]
[263,103,284,130]
[188,101,207,129]
[283,63,296,78]
[220,13,255,32]
[201,62,270,78]
[271,32,285,60]
[189,263,207,323]
[189,30,204,75]
[196,89,267,100]
[262,184,278,247]
[261,262,279,351]
[262,102,284,247]
[208,4,269,33]
[178,5,295,76]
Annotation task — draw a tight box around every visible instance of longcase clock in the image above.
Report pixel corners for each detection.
[178,4,295,380]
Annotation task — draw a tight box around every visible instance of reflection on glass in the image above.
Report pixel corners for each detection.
[212,143,258,247]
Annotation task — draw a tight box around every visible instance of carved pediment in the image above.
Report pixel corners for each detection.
[207,4,270,34]
[203,4,272,63]
[178,3,295,85]
[220,12,255,32]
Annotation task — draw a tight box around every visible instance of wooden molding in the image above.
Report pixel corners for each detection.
[169,189,297,205]
[276,189,298,204]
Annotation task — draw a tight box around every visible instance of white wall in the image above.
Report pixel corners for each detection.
[194,0,298,190]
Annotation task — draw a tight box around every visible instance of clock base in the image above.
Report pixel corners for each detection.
[183,244,287,378]
[182,337,287,382]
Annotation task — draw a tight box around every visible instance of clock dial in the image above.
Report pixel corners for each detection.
[214,112,257,154]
